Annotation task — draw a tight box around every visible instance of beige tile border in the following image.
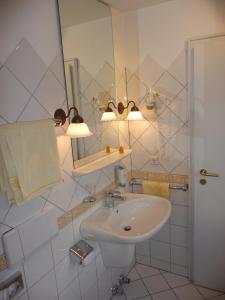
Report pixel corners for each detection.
[0,255,7,273]
[57,181,116,230]
[130,170,188,184]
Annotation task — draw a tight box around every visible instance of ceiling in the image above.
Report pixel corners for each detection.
[102,0,174,11]
[58,0,110,28]
[58,0,174,29]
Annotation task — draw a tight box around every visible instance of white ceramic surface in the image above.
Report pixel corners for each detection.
[80,193,171,244]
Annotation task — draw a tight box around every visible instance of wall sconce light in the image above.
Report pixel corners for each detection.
[101,100,144,121]
[54,107,92,138]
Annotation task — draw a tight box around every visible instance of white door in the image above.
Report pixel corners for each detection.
[191,35,225,292]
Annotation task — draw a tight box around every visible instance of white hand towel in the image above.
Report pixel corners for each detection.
[0,119,62,205]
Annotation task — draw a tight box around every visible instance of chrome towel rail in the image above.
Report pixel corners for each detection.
[129,178,188,192]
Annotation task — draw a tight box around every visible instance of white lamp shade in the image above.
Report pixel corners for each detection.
[126,110,144,121]
[101,111,117,121]
[66,123,93,138]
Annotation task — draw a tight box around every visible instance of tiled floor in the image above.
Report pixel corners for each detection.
[111,263,225,300]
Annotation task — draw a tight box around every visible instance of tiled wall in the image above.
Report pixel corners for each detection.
[0,1,126,299]
[119,0,225,279]
[132,184,189,277]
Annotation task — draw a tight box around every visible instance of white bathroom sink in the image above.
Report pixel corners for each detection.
[80,193,171,244]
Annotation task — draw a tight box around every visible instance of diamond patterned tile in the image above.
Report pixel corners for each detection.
[138,55,165,87]
[4,196,45,227]
[152,290,178,300]
[128,267,141,281]
[138,124,167,156]
[47,171,76,211]
[34,70,65,115]
[124,279,149,300]
[127,74,147,104]
[79,65,93,93]
[135,263,160,278]
[158,143,185,172]
[50,51,65,86]
[162,272,189,288]
[173,284,204,300]
[154,108,183,140]
[83,79,104,103]
[128,120,150,140]
[6,39,46,93]
[18,97,50,121]
[169,125,189,157]
[143,274,170,294]
[131,140,151,170]
[153,71,183,102]
[95,61,115,91]
[171,157,189,175]
[196,286,223,299]
[0,66,30,122]
[168,50,186,86]
[170,88,188,123]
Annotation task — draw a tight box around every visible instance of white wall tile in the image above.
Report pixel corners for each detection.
[51,222,74,265]
[55,255,78,294]
[171,245,187,267]
[48,171,76,211]
[98,269,112,300]
[4,196,45,227]
[171,205,188,227]
[136,240,150,257]
[24,243,53,288]
[152,223,170,243]
[58,277,81,300]
[151,240,170,262]
[151,258,171,272]
[79,260,97,297]
[18,97,50,121]
[6,39,46,93]
[0,67,30,122]
[171,225,188,247]
[34,70,65,115]
[82,280,99,300]
[28,270,57,300]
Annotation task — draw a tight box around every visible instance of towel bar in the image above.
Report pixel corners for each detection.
[129,178,188,192]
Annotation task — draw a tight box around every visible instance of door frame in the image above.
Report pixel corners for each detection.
[187,32,225,282]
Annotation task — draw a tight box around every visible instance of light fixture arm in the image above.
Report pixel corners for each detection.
[66,106,79,118]
[54,106,83,126]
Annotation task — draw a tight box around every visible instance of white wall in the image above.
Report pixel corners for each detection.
[0,1,122,299]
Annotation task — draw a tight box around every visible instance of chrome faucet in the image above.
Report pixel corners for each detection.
[105,190,125,208]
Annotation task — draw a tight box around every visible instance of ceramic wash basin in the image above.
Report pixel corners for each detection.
[81,193,171,244]
[80,193,171,267]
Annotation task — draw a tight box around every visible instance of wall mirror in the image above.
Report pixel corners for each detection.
[57,0,119,166]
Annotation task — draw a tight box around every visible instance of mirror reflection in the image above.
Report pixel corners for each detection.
[58,0,119,162]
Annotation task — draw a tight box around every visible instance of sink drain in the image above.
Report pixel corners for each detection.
[123,225,132,231]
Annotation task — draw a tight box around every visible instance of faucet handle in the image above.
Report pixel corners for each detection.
[107,190,121,197]
[83,195,96,203]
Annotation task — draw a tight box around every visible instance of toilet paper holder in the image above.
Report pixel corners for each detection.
[70,240,94,265]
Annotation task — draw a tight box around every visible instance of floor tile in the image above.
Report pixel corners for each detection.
[143,274,170,294]
[136,264,160,278]
[162,272,189,288]
[196,286,223,299]
[152,290,178,300]
[128,267,141,281]
[124,279,148,300]
[173,284,204,300]
[209,295,225,300]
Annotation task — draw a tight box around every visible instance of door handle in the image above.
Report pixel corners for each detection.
[200,169,219,177]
